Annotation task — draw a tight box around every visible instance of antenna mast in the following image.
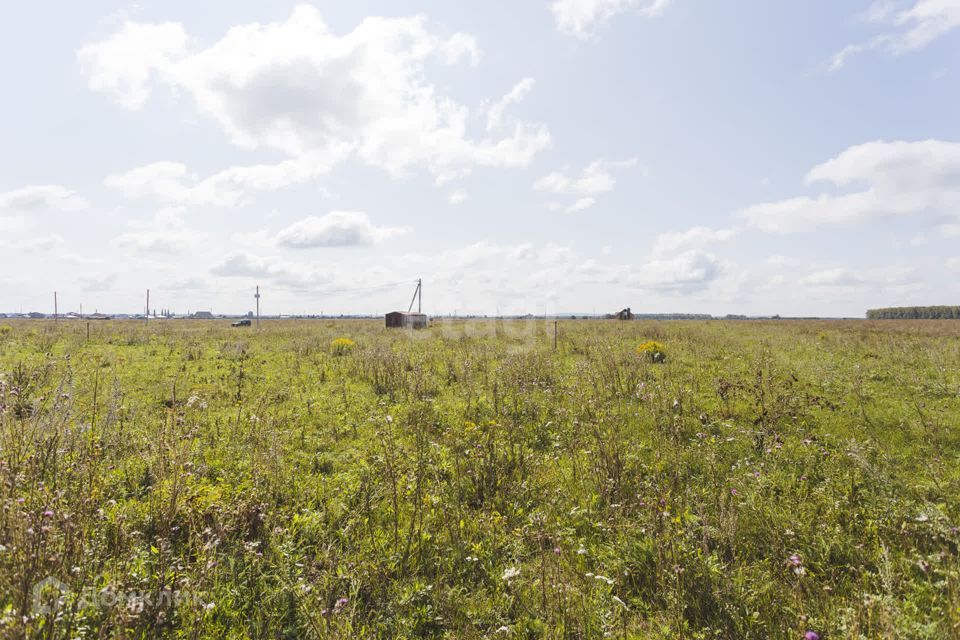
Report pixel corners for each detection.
[54,291,58,323]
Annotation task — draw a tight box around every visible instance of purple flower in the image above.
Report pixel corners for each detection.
[730,488,738,496]
[804,632,820,640]
[789,554,802,567]
[43,510,54,518]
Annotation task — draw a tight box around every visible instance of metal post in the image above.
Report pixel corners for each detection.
[255,285,261,330]
[418,278,422,313]
[54,291,58,323]
[146,289,150,325]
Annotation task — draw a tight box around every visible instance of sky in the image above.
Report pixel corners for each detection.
[1,0,959,317]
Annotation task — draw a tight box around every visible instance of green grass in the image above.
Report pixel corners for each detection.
[1,319,958,638]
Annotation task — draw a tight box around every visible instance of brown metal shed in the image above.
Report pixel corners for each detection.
[385,311,428,329]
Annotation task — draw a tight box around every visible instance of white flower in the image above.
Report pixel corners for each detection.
[501,566,520,582]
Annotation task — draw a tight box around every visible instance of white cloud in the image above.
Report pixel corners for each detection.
[739,139,960,233]
[633,250,724,292]
[207,237,727,309]
[449,189,469,205]
[799,265,917,290]
[800,268,864,287]
[81,6,550,180]
[0,185,88,213]
[487,78,535,131]
[77,21,187,109]
[273,211,407,249]
[113,207,207,254]
[552,0,673,38]
[564,197,596,213]
[105,152,348,207]
[535,158,636,212]
[211,251,342,291]
[651,226,737,258]
[832,0,960,70]
[0,232,64,253]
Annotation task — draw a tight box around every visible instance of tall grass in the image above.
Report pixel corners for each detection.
[0,319,958,638]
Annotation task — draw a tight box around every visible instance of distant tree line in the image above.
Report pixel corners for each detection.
[867,306,960,319]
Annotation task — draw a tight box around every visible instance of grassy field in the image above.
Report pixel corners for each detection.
[0,318,958,639]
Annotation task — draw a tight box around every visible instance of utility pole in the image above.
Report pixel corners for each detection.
[54,291,58,323]
[255,285,261,330]
[146,289,150,325]
[407,278,423,314]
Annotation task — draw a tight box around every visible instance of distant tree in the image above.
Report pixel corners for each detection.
[866,306,960,319]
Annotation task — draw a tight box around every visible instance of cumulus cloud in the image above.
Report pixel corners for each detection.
[0,185,88,213]
[105,153,348,207]
[273,212,408,249]
[651,226,737,258]
[113,207,207,254]
[77,21,187,109]
[633,250,725,292]
[831,0,960,70]
[738,139,960,233]
[81,6,550,182]
[535,158,636,212]
[552,0,673,38]
[449,189,469,205]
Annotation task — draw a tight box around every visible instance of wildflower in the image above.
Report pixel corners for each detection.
[730,488,738,496]
[502,567,520,582]
[335,597,349,610]
[42,510,54,518]
[330,337,356,355]
[636,341,667,363]
[594,575,614,585]
[789,554,806,576]
[804,632,820,640]
[553,547,561,555]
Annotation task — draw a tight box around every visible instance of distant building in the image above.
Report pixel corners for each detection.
[191,311,214,319]
[606,307,634,320]
[385,311,428,329]
[27,312,45,319]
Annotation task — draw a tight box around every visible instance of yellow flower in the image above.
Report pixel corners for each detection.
[330,337,356,355]
[636,340,666,363]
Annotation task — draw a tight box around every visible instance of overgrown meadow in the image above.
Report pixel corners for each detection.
[1,319,958,639]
